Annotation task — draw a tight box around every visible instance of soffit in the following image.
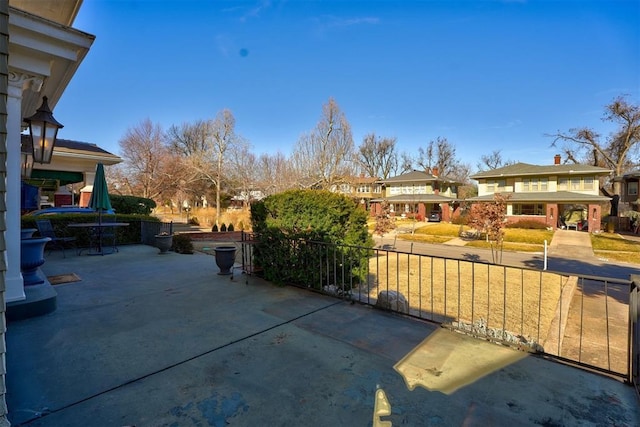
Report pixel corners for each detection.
[8,4,94,125]
[9,0,82,27]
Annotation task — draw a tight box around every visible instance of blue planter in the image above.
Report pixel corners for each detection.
[21,228,37,239]
[21,237,51,286]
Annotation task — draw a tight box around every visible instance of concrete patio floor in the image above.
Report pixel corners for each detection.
[5,244,639,426]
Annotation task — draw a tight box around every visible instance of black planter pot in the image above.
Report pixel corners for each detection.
[214,246,236,275]
[155,234,173,254]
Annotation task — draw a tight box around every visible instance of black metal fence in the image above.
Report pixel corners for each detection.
[140,220,173,245]
[248,237,635,382]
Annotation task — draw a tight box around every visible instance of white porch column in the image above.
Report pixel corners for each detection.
[5,73,43,303]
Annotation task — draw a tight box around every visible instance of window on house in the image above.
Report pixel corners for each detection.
[583,177,594,190]
[570,178,581,191]
[522,178,547,192]
[486,179,506,192]
[540,178,548,191]
[629,181,638,196]
[513,203,545,215]
[558,178,568,190]
[357,184,371,193]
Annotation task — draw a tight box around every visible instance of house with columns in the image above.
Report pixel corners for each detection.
[2,1,94,423]
[21,134,121,210]
[468,155,612,232]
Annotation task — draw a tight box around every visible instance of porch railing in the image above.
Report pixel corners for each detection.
[247,236,635,382]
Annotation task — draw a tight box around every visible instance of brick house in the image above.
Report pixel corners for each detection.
[468,155,611,232]
[370,169,459,222]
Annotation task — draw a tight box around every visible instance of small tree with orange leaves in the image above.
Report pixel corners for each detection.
[467,193,510,264]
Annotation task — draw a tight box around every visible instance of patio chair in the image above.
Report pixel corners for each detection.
[35,219,77,258]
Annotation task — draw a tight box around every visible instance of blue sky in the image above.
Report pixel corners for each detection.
[54,0,639,170]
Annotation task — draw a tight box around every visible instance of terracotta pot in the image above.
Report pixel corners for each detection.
[214,246,236,275]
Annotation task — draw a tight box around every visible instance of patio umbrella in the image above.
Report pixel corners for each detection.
[88,163,112,253]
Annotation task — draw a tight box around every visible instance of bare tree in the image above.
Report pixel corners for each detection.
[477,149,515,171]
[291,98,355,189]
[227,144,258,208]
[166,120,209,156]
[256,152,298,196]
[357,133,398,179]
[200,109,243,226]
[549,95,640,193]
[165,119,216,210]
[413,136,469,182]
[118,118,175,200]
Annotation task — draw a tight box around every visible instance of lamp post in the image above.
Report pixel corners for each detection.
[23,96,63,164]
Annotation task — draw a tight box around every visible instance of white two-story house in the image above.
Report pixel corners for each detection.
[468,155,611,232]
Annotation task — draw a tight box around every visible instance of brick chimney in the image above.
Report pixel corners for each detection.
[554,154,561,165]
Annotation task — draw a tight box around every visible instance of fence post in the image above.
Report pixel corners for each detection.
[629,275,639,387]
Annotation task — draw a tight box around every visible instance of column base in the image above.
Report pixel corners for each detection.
[6,279,57,322]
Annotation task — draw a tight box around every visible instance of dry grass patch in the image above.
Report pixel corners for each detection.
[397,234,453,244]
[361,253,567,346]
[591,233,640,265]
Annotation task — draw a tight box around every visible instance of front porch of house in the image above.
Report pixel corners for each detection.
[6,243,639,425]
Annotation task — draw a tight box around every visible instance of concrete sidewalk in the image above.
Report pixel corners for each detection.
[5,245,639,426]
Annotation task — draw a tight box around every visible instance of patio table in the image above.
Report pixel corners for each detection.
[68,222,129,255]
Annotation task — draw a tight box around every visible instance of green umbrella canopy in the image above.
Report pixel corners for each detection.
[88,163,112,212]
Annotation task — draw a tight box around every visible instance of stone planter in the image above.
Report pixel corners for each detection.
[21,237,51,286]
[214,246,237,275]
[155,234,173,254]
[21,228,37,239]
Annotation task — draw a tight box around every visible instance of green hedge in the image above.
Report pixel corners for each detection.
[110,195,156,215]
[250,190,373,288]
[21,214,160,248]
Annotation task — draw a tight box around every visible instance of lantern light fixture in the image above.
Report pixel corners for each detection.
[20,151,33,178]
[23,96,63,164]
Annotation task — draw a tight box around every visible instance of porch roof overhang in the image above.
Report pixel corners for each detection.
[371,194,457,203]
[28,168,83,184]
[467,191,611,204]
[9,3,95,122]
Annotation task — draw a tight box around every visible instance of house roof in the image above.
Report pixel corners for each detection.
[372,194,457,203]
[470,162,611,180]
[613,170,640,181]
[466,191,611,203]
[378,170,459,184]
[21,134,121,163]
